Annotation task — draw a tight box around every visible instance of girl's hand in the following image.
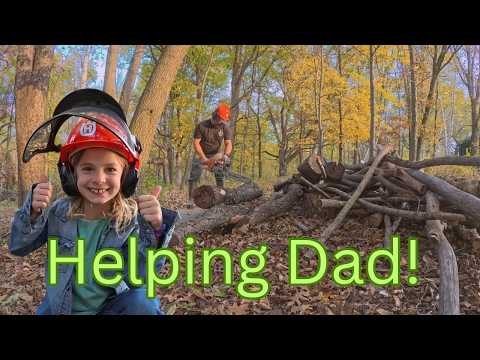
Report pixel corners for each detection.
[31,181,53,219]
[136,186,163,230]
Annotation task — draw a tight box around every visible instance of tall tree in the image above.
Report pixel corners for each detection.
[313,45,325,156]
[368,45,380,160]
[80,45,90,88]
[408,45,417,161]
[14,45,54,205]
[229,46,276,142]
[337,45,344,164]
[416,45,461,160]
[119,45,145,115]
[456,45,480,156]
[104,45,119,98]
[181,46,215,188]
[130,45,190,173]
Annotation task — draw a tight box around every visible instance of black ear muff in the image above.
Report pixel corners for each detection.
[121,162,139,198]
[57,162,79,197]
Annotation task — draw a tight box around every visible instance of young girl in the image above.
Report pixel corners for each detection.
[9,89,178,315]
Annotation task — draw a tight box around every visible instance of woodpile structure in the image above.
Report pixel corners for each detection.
[175,145,480,315]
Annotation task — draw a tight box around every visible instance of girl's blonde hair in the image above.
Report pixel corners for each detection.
[67,149,138,232]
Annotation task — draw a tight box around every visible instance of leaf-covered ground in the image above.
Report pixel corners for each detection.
[1,189,479,315]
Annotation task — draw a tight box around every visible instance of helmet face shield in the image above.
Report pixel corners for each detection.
[22,106,141,164]
[22,118,62,163]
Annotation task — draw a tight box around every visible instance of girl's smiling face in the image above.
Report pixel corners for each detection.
[74,148,126,207]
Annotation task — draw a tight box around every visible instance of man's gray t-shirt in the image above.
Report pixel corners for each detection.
[193,119,232,156]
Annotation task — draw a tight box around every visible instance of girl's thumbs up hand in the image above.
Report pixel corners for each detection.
[31,175,53,220]
[136,186,163,230]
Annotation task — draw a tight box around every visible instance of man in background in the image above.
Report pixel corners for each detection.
[187,103,233,207]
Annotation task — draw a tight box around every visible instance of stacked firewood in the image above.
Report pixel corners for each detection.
[272,145,480,315]
[176,145,480,314]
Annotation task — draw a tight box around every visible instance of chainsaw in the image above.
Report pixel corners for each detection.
[202,154,253,184]
[211,161,253,184]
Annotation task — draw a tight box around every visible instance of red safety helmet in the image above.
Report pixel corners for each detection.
[216,103,230,121]
[22,88,143,197]
[60,114,140,171]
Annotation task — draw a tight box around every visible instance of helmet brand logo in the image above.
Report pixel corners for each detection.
[80,121,96,136]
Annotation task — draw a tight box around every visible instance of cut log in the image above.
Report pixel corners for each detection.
[192,186,227,209]
[298,154,326,184]
[249,184,304,225]
[323,182,354,192]
[385,155,480,169]
[362,196,421,204]
[425,191,460,315]
[304,197,363,209]
[325,161,345,181]
[394,168,427,195]
[192,182,263,209]
[375,175,416,196]
[174,203,257,240]
[407,169,480,227]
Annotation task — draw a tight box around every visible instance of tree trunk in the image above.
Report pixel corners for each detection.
[337,46,344,163]
[103,45,120,98]
[425,191,460,315]
[80,45,90,88]
[298,111,305,165]
[314,45,324,156]
[279,145,287,177]
[130,45,190,172]
[174,203,257,241]
[5,99,16,191]
[256,91,263,179]
[416,70,438,160]
[249,183,303,225]
[407,169,480,227]
[385,155,480,169]
[175,151,182,188]
[230,45,260,144]
[181,47,213,188]
[163,106,175,185]
[432,82,439,158]
[119,45,145,115]
[14,45,54,206]
[408,45,417,161]
[369,45,376,161]
[455,46,479,156]
[240,111,248,175]
[470,100,479,156]
[417,46,458,160]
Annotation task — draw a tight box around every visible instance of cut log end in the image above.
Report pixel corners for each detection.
[325,161,345,181]
[298,154,326,184]
[192,185,226,209]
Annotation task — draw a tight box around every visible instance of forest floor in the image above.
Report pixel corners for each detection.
[1,184,480,315]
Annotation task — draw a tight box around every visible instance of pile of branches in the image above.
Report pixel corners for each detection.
[273,145,480,315]
[174,145,480,314]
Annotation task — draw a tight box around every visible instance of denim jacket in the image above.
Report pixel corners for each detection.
[9,187,178,315]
